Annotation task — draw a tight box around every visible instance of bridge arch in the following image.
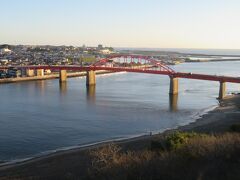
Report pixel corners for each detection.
[91,54,175,74]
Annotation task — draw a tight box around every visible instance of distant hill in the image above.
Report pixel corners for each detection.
[0,44,11,49]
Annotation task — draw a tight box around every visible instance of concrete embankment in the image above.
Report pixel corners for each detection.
[0,70,112,84]
[0,65,152,84]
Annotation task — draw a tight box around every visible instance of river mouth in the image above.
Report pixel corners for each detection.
[0,61,239,162]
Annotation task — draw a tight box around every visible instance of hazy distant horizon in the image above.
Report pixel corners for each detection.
[3,43,240,56]
[116,47,240,56]
[1,0,240,49]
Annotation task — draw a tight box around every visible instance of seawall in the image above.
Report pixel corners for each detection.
[0,70,112,84]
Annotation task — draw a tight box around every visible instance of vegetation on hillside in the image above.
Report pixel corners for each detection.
[80,56,96,63]
[89,131,240,180]
[229,123,240,132]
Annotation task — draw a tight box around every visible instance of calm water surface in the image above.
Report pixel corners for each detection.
[0,61,240,162]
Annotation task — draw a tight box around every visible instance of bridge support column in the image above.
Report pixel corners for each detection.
[36,69,44,76]
[86,70,96,86]
[169,77,179,95]
[26,69,35,77]
[219,82,226,100]
[59,70,67,82]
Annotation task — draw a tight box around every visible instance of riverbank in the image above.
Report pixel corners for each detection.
[0,70,111,84]
[179,94,240,133]
[0,94,239,179]
[0,65,152,84]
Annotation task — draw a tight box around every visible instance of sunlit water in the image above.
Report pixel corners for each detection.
[0,61,240,162]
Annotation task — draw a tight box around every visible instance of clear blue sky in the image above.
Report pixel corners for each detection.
[1,0,240,48]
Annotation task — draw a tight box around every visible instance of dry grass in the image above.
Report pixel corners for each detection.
[229,123,240,132]
[89,132,240,180]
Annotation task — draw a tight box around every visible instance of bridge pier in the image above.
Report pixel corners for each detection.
[219,81,226,100]
[169,77,179,95]
[86,70,96,86]
[26,69,35,77]
[36,69,44,76]
[59,70,67,82]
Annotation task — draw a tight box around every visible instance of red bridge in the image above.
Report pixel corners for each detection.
[2,54,240,99]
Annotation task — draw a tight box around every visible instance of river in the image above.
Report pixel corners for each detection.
[0,61,240,162]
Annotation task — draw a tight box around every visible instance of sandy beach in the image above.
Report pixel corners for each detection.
[0,94,240,179]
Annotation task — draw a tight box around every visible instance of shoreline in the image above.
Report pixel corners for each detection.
[0,133,150,169]
[0,65,150,84]
[179,94,240,133]
[0,94,239,174]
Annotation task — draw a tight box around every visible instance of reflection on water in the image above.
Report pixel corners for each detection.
[36,81,46,95]
[87,85,96,104]
[59,82,67,95]
[169,94,178,112]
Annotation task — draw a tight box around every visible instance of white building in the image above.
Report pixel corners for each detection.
[0,48,11,54]
[0,59,9,65]
[99,49,113,55]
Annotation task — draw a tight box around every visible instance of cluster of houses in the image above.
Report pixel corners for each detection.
[0,44,115,66]
[0,44,116,78]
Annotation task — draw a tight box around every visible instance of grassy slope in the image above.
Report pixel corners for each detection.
[89,132,240,180]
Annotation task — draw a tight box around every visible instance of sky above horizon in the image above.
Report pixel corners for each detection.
[1,0,240,49]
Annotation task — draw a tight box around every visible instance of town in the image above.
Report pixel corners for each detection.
[0,44,116,78]
[0,44,185,78]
